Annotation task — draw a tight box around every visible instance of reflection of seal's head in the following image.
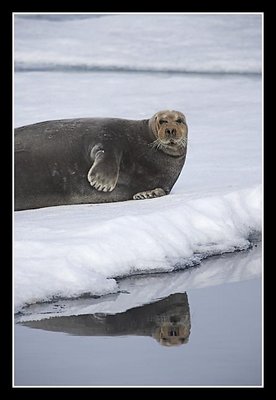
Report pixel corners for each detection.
[152,314,191,347]
[149,110,188,157]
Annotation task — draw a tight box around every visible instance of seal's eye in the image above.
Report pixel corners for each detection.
[159,120,167,125]
[176,119,183,124]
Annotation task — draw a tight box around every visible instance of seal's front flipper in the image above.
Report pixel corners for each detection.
[87,144,121,192]
[133,188,166,200]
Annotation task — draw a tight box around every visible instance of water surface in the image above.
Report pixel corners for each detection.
[14,247,262,387]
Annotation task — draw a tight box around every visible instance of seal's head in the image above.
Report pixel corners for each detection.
[152,320,190,346]
[149,110,188,157]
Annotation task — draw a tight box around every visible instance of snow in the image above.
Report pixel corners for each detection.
[15,242,261,323]
[14,14,261,74]
[14,13,262,312]
[14,186,261,311]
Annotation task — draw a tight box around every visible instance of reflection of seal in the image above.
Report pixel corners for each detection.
[15,110,188,210]
[20,292,191,346]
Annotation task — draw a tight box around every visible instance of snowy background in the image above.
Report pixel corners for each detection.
[14,13,262,312]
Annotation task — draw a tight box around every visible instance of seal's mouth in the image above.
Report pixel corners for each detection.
[150,136,187,152]
[161,137,187,147]
[167,138,179,146]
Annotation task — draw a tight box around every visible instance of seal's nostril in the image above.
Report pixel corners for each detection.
[165,128,177,137]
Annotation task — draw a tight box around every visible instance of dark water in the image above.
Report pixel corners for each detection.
[14,267,262,387]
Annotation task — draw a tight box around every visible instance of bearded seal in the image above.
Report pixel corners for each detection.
[20,293,191,346]
[14,110,188,211]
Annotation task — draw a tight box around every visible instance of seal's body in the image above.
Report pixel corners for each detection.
[15,111,188,211]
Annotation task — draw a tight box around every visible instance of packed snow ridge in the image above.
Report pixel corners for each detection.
[14,185,261,311]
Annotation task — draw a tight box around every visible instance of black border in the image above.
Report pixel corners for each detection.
[6,4,267,395]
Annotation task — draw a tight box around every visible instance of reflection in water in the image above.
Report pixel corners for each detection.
[20,292,191,347]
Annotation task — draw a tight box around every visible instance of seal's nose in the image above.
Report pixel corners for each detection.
[165,128,176,137]
[169,329,178,336]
